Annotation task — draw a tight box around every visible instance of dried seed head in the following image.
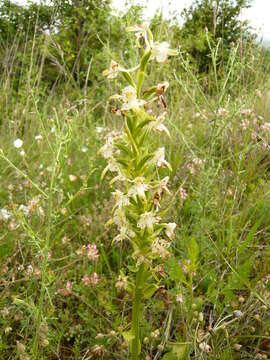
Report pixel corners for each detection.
[150,329,160,339]
[233,344,242,351]
[233,310,243,318]
[143,337,149,344]
[199,342,211,353]
[91,344,105,356]
[17,341,25,354]
[238,296,245,303]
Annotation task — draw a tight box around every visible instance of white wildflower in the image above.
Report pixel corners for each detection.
[149,112,170,137]
[14,138,23,148]
[115,274,128,290]
[103,60,121,79]
[165,222,177,240]
[96,126,104,133]
[151,42,178,63]
[112,208,127,229]
[112,190,130,208]
[100,131,118,159]
[100,142,114,159]
[138,211,160,232]
[113,225,135,243]
[176,293,184,303]
[69,174,77,182]
[153,147,171,169]
[128,177,150,200]
[126,22,150,44]
[156,81,169,95]
[152,238,170,259]
[155,176,171,195]
[0,208,13,222]
[35,134,43,142]
[18,205,30,217]
[111,86,146,111]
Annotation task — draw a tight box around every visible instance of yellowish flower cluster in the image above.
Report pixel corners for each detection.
[101,22,178,359]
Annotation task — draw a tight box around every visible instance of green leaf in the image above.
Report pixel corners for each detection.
[122,330,135,343]
[140,49,151,72]
[143,284,159,299]
[238,216,264,255]
[122,71,136,87]
[162,343,188,360]
[188,237,199,265]
[165,258,185,283]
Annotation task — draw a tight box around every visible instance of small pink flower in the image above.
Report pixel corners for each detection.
[82,274,90,285]
[180,187,187,200]
[262,142,268,150]
[187,163,196,174]
[251,131,257,140]
[87,244,99,261]
[66,281,73,293]
[90,272,99,285]
[240,119,249,130]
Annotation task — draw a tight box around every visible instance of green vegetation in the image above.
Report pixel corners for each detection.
[0,1,270,359]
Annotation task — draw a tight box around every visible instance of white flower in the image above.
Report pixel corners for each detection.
[149,113,170,136]
[96,126,104,133]
[14,138,23,148]
[155,176,171,195]
[103,158,120,175]
[113,226,135,243]
[112,190,130,208]
[126,22,150,44]
[0,208,13,221]
[112,86,146,111]
[156,81,169,95]
[128,177,150,200]
[122,86,146,111]
[100,131,119,159]
[152,238,170,259]
[165,222,177,240]
[35,134,43,142]
[100,142,114,159]
[112,208,127,229]
[18,204,30,217]
[176,293,184,303]
[138,211,160,232]
[153,147,171,169]
[69,174,77,182]
[151,42,178,63]
[115,274,128,290]
[103,60,121,79]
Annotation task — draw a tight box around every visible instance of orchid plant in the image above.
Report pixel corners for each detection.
[101,23,178,359]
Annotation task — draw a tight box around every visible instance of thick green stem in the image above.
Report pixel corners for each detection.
[131,263,145,360]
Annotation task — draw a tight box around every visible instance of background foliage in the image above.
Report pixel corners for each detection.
[1,0,270,359]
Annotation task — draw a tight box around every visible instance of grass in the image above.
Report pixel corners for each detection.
[0,23,270,360]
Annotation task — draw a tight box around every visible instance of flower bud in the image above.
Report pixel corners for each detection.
[143,337,149,344]
[233,344,242,351]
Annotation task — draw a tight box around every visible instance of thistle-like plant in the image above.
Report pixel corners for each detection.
[101,23,178,359]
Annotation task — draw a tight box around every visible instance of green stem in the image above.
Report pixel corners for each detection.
[131,263,145,360]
